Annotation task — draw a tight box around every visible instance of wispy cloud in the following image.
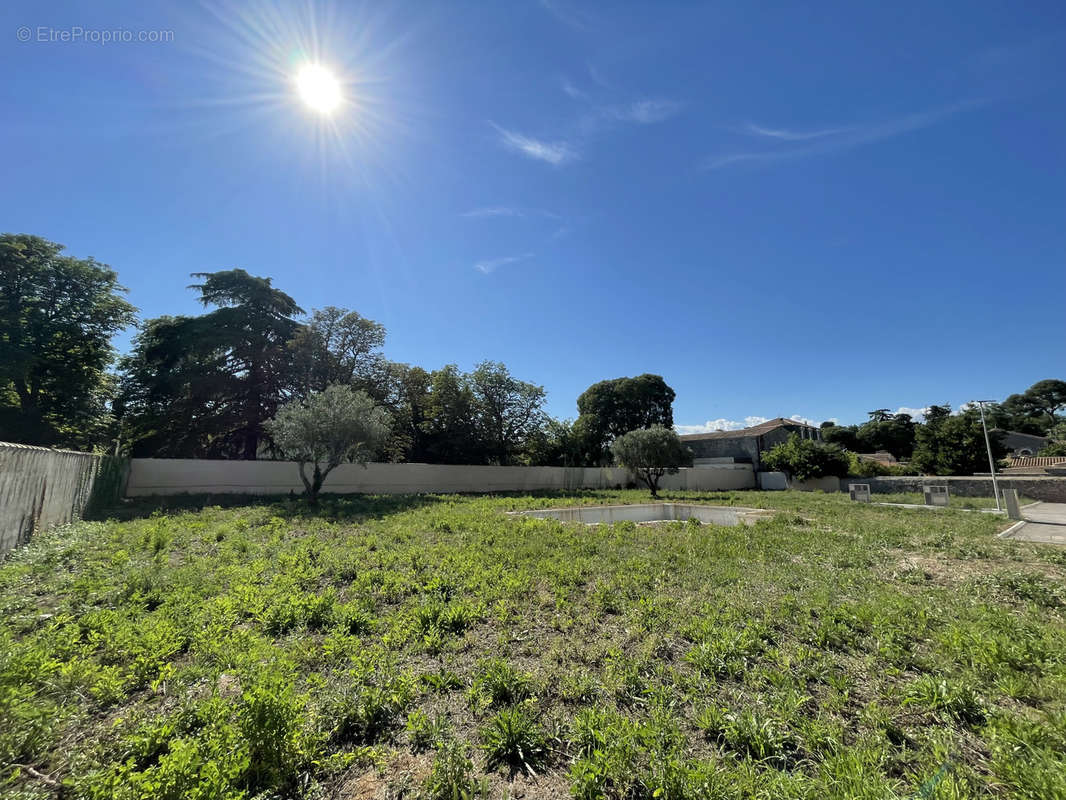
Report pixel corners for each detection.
[742,122,855,141]
[539,0,596,31]
[492,123,577,165]
[461,206,562,221]
[474,253,534,274]
[462,207,525,218]
[704,101,982,170]
[561,77,588,101]
[607,99,683,124]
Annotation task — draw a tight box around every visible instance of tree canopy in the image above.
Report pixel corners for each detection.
[0,234,136,448]
[119,269,302,459]
[265,384,391,502]
[911,407,1007,476]
[576,374,676,464]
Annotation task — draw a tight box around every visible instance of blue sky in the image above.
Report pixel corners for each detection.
[2,0,1064,431]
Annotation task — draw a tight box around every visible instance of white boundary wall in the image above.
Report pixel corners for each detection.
[0,442,102,554]
[126,459,755,496]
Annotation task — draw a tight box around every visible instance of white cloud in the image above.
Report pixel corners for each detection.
[676,414,826,435]
[675,416,769,435]
[895,406,930,420]
[704,100,983,170]
[608,99,682,124]
[474,253,534,274]
[492,123,577,165]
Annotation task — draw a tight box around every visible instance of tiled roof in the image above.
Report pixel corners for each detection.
[679,417,817,442]
[1005,456,1066,468]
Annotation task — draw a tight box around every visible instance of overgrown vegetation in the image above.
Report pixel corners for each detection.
[761,433,850,481]
[1,490,1064,799]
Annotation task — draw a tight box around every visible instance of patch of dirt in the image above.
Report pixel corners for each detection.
[890,553,987,584]
[888,550,1066,585]
[334,751,432,799]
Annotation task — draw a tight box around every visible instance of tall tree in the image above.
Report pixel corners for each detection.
[288,306,387,398]
[1017,379,1066,432]
[0,234,136,448]
[911,407,1007,475]
[469,361,546,465]
[119,269,302,459]
[821,424,862,452]
[857,413,916,458]
[576,374,676,464]
[378,362,434,462]
[423,365,484,463]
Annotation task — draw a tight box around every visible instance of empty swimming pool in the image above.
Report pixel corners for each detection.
[514,503,773,526]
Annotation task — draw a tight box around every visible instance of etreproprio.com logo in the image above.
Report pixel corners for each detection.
[16,26,174,44]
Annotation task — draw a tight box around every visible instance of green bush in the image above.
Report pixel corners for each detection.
[761,434,849,480]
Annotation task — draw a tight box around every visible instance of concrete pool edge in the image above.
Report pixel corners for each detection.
[511,502,775,527]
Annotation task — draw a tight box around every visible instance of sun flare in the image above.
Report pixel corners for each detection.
[295,64,342,114]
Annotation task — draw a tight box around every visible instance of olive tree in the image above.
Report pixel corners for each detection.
[611,425,692,498]
[265,384,391,502]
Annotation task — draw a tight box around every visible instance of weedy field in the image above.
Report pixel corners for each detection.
[1,490,1064,800]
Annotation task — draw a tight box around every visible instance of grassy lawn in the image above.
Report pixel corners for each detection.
[1,490,1065,799]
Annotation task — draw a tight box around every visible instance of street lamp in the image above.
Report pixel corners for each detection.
[974,400,1001,512]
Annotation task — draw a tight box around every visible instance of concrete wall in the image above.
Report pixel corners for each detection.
[837,475,1066,503]
[126,459,755,497]
[790,476,841,492]
[0,442,103,555]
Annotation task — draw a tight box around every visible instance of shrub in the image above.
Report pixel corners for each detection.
[761,434,849,481]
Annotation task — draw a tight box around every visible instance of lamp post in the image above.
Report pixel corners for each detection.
[974,400,1001,512]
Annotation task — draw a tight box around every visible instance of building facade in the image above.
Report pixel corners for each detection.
[680,418,822,472]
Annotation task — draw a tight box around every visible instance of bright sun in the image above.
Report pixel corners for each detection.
[295,64,342,114]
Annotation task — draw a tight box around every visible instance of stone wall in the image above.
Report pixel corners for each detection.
[0,442,111,555]
[838,475,1066,503]
[126,459,756,497]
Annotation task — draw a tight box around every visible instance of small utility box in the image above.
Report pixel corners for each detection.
[1002,488,1021,520]
[923,485,949,507]
[849,483,871,503]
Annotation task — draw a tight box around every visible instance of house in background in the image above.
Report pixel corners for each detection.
[992,429,1049,457]
[1002,456,1066,475]
[680,417,822,472]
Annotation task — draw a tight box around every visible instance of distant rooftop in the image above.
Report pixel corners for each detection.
[679,417,818,442]
[1005,456,1066,469]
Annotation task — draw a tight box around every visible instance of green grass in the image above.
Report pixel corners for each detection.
[1,489,1065,799]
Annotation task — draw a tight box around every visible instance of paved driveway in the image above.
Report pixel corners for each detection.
[1006,502,1066,545]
